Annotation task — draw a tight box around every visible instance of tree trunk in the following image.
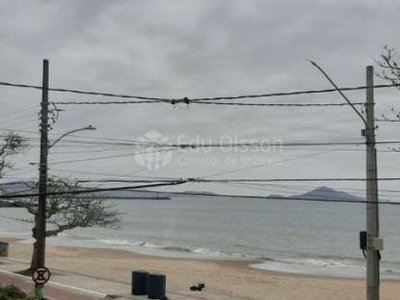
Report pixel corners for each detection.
[31,222,38,270]
[31,242,38,270]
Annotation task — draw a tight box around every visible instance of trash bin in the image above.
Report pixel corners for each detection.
[147,273,166,299]
[0,242,8,257]
[132,270,148,295]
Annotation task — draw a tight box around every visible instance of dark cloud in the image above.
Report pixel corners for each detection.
[1,0,400,195]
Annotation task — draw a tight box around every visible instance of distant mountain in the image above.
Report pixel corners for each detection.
[289,186,365,202]
[0,182,369,203]
[0,181,170,200]
[98,189,171,200]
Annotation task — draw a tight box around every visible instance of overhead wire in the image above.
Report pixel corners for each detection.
[0,81,170,102]
[193,101,364,107]
[198,150,333,179]
[30,147,179,166]
[53,99,365,107]
[123,189,400,206]
[216,181,397,201]
[0,180,187,200]
[1,178,399,205]
[1,80,400,104]
[50,168,181,181]
[195,177,400,183]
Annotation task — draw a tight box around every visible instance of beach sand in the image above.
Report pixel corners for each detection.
[1,237,399,300]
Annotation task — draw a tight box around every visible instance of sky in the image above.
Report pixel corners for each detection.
[1,0,400,199]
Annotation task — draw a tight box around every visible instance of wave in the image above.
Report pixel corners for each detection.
[162,246,191,252]
[97,239,145,247]
[297,258,357,268]
[251,256,400,279]
[95,238,241,258]
[192,248,223,256]
[141,242,164,248]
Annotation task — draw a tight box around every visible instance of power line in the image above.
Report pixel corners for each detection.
[228,181,400,197]
[190,83,400,101]
[0,81,169,102]
[27,139,400,149]
[61,176,400,184]
[2,179,399,205]
[215,181,400,201]
[54,100,163,105]
[32,148,178,166]
[0,127,368,144]
[1,80,400,103]
[0,127,380,149]
[198,151,333,179]
[196,177,400,183]
[136,189,400,206]
[50,168,181,181]
[0,180,186,199]
[54,99,364,107]
[3,176,400,205]
[194,101,364,107]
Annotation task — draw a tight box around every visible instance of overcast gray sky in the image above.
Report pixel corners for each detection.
[1,0,400,199]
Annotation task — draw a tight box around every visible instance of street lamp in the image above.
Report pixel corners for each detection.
[33,123,96,299]
[29,125,97,165]
[48,125,96,149]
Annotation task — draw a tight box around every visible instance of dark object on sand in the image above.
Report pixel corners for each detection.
[190,282,205,291]
[105,295,121,300]
[147,273,166,299]
[0,242,9,257]
[132,270,149,295]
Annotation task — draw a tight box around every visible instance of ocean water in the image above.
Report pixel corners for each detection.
[1,195,400,278]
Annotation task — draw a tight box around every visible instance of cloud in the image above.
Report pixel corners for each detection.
[1,0,400,194]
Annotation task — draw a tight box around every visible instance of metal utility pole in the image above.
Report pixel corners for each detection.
[365,65,382,300]
[36,59,49,273]
[310,62,383,300]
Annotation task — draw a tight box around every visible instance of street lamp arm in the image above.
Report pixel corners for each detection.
[48,125,96,149]
[310,61,367,126]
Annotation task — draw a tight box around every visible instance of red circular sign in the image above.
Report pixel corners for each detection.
[32,267,51,284]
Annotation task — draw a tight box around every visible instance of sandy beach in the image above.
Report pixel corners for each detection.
[1,237,399,300]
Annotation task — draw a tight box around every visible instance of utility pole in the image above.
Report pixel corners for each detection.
[365,65,382,300]
[310,62,383,300]
[35,59,49,297]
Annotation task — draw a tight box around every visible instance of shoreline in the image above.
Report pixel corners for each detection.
[1,237,400,299]
[2,235,400,281]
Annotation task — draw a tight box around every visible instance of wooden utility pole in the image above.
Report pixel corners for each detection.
[35,59,49,297]
[365,65,382,300]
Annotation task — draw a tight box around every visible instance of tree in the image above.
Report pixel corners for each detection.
[0,132,27,178]
[16,177,122,269]
[376,46,400,88]
[375,46,400,122]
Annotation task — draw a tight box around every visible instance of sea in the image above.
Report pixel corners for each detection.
[1,195,400,279]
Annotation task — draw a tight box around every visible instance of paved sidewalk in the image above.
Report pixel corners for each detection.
[0,258,204,300]
[0,270,105,300]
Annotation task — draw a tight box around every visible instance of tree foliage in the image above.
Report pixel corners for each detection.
[0,132,27,178]
[376,46,400,88]
[18,177,122,238]
[0,285,34,300]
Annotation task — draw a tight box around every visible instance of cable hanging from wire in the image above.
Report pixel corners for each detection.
[53,99,365,107]
[1,179,400,206]
[1,80,400,103]
[0,180,187,200]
